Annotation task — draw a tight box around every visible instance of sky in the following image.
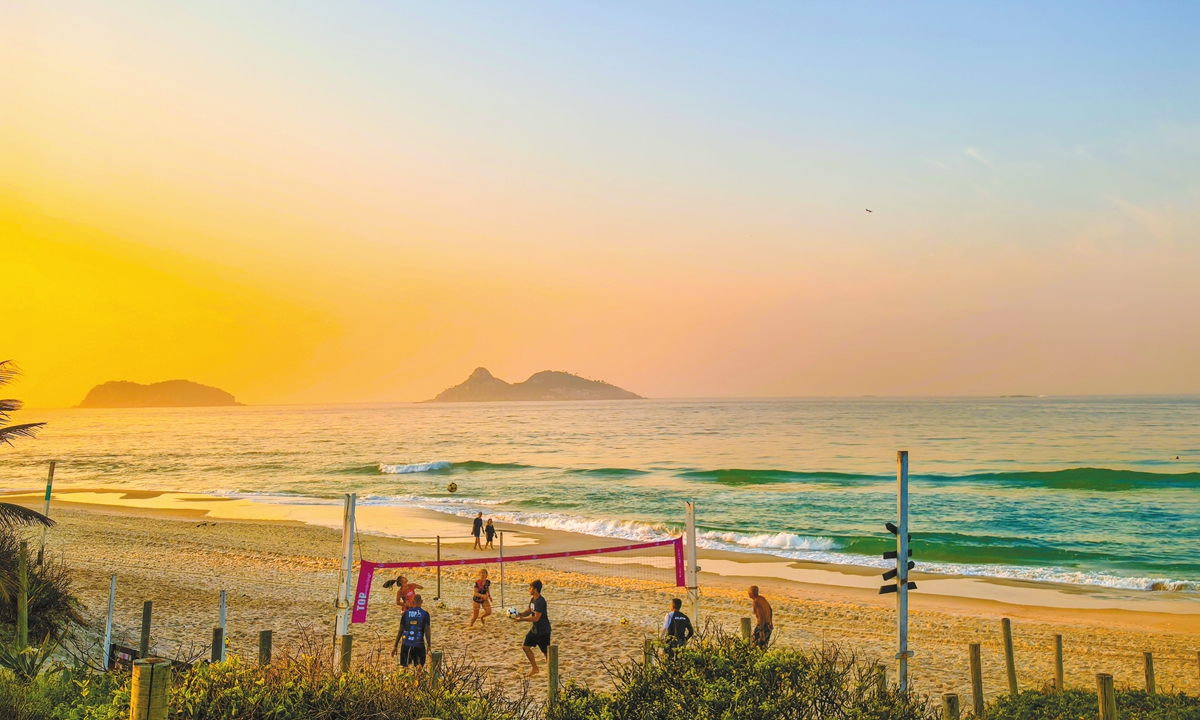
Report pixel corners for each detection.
[4,2,1200,406]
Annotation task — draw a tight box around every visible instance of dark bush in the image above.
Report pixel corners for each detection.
[986,688,1200,720]
[0,528,85,644]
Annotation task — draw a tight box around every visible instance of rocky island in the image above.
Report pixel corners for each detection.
[77,380,242,408]
[428,368,642,402]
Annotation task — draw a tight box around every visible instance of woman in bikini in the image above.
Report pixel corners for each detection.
[469,568,493,626]
[384,575,423,609]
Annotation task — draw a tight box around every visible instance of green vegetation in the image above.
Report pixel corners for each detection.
[985,688,1200,720]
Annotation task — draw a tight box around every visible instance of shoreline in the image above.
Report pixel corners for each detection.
[11,488,1200,698]
[7,487,1199,618]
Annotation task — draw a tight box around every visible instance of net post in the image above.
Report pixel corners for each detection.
[436,536,442,600]
[499,531,506,608]
[684,501,699,624]
[218,590,227,662]
[334,493,356,667]
[102,574,116,670]
[896,451,909,693]
[37,460,54,566]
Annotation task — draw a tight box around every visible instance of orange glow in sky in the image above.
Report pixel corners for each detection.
[5,3,1199,406]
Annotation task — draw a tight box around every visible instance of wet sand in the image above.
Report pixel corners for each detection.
[18,489,1200,701]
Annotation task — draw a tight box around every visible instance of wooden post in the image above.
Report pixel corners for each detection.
[102,575,116,670]
[218,590,227,662]
[339,634,353,673]
[548,644,560,705]
[740,617,752,641]
[1054,634,1064,692]
[16,540,28,649]
[333,493,356,668]
[430,649,443,688]
[1096,673,1117,720]
[1001,618,1018,696]
[211,628,223,663]
[436,536,442,600]
[643,637,652,666]
[1143,652,1155,694]
[140,601,153,658]
[942,693,961,720]
[258,630,272,665]
[37,461,54,566]
[685,501,700,623]
[875,664,887,695]
[969,643,984,718]
[130,657,172,720]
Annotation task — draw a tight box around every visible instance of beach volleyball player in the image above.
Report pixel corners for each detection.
[512,579,551,675]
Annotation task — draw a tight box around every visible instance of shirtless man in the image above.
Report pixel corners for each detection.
[748,585,773,649]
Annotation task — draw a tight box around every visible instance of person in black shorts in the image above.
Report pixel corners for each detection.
[392,593,431,667]
[513,579,551,675]
[485,518,497,549]
[472,512,484,550]
[661,597,694,652]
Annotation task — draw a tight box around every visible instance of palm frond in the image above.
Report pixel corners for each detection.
[0,503,55,529]
[0,361,19,388]
[0,399,21,423]
[0,422,45,446]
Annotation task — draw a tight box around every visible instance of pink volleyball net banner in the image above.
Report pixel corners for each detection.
[351,536,685,624]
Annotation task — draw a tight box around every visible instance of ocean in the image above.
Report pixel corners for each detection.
[4,397,1199,593]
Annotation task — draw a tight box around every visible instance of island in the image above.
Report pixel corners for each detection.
[76,380,243,408]
[427,368,643,402]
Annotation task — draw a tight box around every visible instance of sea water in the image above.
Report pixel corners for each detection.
[4,397,1198,592]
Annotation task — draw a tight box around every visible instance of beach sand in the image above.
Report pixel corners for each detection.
[17,490,1200,702]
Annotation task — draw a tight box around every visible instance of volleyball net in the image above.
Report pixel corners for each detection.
[351,536,684,623]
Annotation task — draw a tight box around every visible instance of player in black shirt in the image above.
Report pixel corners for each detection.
[513,579,551,675]
[472,512,484,550]
[661,597,694,651]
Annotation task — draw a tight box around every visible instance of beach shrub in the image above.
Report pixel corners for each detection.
[547,630,937,720]
[0,528,86,645]
[986,688,1200,720]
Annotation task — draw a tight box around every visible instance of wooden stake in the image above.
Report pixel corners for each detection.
[102,575,116,670]
[430,649,443,688]
[1054,634,1064,692]
[969,642,984,718]
[1144,651,1155,694]
[339,634,353,674]
[1096,673,1117,720]
[140,601,153,658]
[942,692,961,720]
[37,461,54,566]
[131,657,172,720]
[643,637,652,666]
[548,644,560,705]
[16,541,28,649]
[1001,618,1018,695]
[740,617,752,641]
[211,628,223,663]
[875,664,887,695]
[218,590,227,663]
[258,630,272,665]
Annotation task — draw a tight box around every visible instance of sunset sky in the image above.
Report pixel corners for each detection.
[5,2,1200,407]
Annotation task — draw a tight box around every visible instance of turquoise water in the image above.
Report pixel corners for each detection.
[4,397,1199,591]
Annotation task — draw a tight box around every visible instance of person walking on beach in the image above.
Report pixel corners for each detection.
[661,597,694,652]
[472,512,484,550]
[748,585,773,648]
[385,575,423,610]
[513,579,551,676]
[485,518,497,549]
[392,594,431,666]
[469,568,493,627]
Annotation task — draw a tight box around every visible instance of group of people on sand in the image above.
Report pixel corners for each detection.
[471,511,497,550]
[384,570,775,676]
[385,570,553,676]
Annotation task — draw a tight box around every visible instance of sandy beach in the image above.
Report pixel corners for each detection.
[14,489,1200,701]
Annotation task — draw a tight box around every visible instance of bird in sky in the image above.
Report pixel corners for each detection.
[865,209,873,213]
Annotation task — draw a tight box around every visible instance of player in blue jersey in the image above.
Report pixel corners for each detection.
[392,594,431,666]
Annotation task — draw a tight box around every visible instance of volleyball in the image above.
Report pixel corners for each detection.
[619,617,630,626]
[507,607,520,619]
[447,482,458,493]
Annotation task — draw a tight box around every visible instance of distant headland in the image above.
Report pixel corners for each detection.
[76,380,243,408]
[427,368,643,402]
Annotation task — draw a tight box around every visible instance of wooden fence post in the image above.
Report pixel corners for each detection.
[339,634,353,674]
[140,601,153,658]
[130,657,172,720]
[969,643,984,718]
[1096,673,1117,720]
[548,644,560,706]
[942,692,961,720]
[740,617,752,641]
[643,637,652,666]
[258,630,272,665]
[430,649,443,688]
[1054,634,1064,691]
[1143,652,1155,694]
[875,664,887,695]
[211,628,223,663]
[1001,618,1018,696]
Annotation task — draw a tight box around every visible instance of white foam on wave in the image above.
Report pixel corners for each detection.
[701,530,837,552]
[379,461,452,474]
